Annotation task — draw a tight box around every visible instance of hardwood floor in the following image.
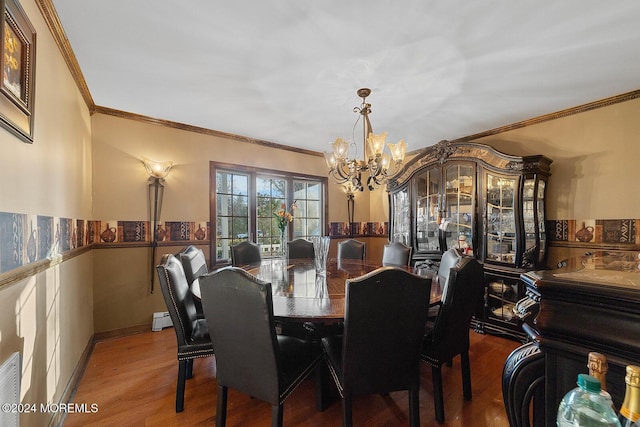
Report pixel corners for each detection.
[64,327,520,426]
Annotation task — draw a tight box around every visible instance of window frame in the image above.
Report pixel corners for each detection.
[210,161,328,266]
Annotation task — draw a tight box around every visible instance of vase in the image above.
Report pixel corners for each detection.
[100,223,116,243]
[279,228,287,258]
[310,236,330,275]
[575,222,594,242]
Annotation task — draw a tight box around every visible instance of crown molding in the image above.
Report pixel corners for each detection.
[35,0,95,112]
[93,105,323,157]
[453,90,640,143]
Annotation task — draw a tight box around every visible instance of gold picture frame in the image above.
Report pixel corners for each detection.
[0,0,35,143]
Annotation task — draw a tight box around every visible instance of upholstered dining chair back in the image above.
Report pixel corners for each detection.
[156,254,214,412]
[179,245,208,285]
[430,255,484,351]
[199,267,322,427]
[231,241,261,266]
[436,248,463,300]
[178,245,208,317]
[421,253,484,423]
[337,239,366,261]
[381,241,412,266]
[286,238,315,260]
[321,267,432,427]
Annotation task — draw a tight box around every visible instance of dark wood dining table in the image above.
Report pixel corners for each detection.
[192,257,441,324]
[230,257,441,323]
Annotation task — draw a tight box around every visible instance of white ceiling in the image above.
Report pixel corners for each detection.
[52,0,640,153]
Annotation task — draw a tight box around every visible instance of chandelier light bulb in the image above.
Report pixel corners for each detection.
[331,137,350,160]
[388,139,407,163]
[367,132,387,156]
[323,151,337,169]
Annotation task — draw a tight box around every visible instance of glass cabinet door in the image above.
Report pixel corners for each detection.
[444,164,474,254]
[537,180,547,263]
[414,168,441,252]
[390,187,410,245]
[523,179,536,253]
[486,174,517,264]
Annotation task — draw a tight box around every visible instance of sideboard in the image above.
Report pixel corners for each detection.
[504,251,640,426]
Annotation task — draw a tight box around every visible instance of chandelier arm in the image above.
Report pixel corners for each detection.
[330,165,350,185]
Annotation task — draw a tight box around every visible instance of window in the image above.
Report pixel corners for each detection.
[215,170,249,260]
[211,162,327,264]
[292,180,322,238]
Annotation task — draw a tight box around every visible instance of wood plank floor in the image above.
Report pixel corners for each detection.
[64,328,520,426]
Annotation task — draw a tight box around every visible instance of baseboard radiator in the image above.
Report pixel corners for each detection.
[0,352,21,427]
[152,311,172,331]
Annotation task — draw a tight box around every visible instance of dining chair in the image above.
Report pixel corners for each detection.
[428,248,463,319]
[231,241,261,266]
[286,238,315,260]
[420,253,484,423]
[199,267,323,427]
[156,254,214,412]
[381,241,412,266]
[178,245,208,318]
[321,267,432,427]
[337,239,366,261]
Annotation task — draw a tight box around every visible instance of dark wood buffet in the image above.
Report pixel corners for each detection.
[503,251,640,426]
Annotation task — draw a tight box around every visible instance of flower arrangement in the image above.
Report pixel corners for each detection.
[275,201,297,232]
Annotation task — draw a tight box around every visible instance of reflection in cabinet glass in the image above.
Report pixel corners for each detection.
[388,140,552,341]
[444,164,474,254]
[486,174,516,263]
[414,167,442,252]
[391,188,410,245]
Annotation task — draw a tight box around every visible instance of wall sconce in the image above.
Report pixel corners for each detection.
[143,157,173,293]
[344,183,356,237]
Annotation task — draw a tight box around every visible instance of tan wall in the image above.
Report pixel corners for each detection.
[0,1,94,425]
[477,98,640,220]
[477,97,640,264]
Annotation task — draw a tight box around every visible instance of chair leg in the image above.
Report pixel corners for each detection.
[461,351,472,401]
[342,395,353,427]
[176,360,187,412]
[216,385,228,427]
[315,360,331,411]
[409,387,420,427]
[186,358,194,379]
[432,365,445,423]
[271,404,283,427]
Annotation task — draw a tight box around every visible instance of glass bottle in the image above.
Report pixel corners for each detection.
[619,365,640,427]
[588,352,615,410]
[557,374,622,427]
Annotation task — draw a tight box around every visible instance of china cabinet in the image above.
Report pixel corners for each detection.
[388,140,552,340]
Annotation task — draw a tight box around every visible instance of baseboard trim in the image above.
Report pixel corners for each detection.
[52,334,95,427]
[93,322,153,342]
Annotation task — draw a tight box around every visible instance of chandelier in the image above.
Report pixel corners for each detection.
[324,88,407,191]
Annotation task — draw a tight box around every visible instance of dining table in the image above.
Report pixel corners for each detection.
[233,257,442,323]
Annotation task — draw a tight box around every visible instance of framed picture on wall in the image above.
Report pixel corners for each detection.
[0,0,35,143]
